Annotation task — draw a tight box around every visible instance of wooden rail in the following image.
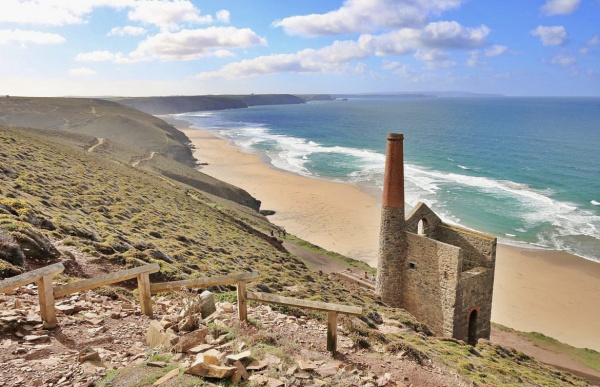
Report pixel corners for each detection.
[244,291,362,354]
[150,272,259,293]
[53,262,160,316]
[151,271,259,322]
[0,262,65,328]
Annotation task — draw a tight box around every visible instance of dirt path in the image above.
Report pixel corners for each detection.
[132,151,156,167]
[87,137,104,152]
[491,327,600,385]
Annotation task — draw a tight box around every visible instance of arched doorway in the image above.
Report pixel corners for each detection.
[467,309,478,345]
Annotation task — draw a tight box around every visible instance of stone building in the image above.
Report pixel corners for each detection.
[376,133,496,345]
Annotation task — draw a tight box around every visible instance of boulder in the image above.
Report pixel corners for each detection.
[173,326,208,353]
[200,291,216,318]
[146,320,179,348]
[184,360,236,379]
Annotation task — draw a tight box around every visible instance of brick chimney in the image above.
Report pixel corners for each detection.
[376,133,406,306]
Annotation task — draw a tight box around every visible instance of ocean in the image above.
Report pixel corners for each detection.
[178,97,600,262]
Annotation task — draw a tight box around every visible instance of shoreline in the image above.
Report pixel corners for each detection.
[170,116,600,352]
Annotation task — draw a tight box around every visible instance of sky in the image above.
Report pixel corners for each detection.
[0,0,598,97]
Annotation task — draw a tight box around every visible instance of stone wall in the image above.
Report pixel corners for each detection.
[404,203,443,240]
[438,224,496,271]
[402,232,462,337]
[453,268,495,342]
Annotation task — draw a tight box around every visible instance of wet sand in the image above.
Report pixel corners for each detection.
[177,120,600,352]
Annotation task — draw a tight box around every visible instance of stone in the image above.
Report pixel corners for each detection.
[184,360,236,379]
[188,343,214,354]
[377,372,392,386]
[174,327,208,353]
[316,364,339,377]
[146,320,179,348]
[152,368,179,386]
[78,348,101,363]
[220,303,234,313]
[297,359,317,371]
[226,350,251,363]
[81,360,107,375]
[23,335,49,342]
[246,360,268,371]
[200,291,216,318]
[196,349,225,364]
[233,360,249,380]
[147,361,167,368]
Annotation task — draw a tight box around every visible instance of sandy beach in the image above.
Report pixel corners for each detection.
[177,121,600,353]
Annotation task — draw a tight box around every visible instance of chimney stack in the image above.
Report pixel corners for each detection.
[376,133,406,306]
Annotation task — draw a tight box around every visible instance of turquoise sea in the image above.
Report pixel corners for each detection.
[178,97,600,262]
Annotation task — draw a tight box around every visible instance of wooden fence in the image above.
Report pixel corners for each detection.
[1,263,363,353]
[244,291,362,354]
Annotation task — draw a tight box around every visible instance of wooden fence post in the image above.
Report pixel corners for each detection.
[327,311,338,354]
[237,280,247,322]
[138,272,153,317]
[37,275,57,328]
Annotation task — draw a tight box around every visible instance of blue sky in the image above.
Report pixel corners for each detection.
[0,0,598,97]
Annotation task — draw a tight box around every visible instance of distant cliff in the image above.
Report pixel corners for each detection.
[115,94,309,115]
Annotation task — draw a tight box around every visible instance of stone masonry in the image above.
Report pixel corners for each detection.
[376,133,497,344]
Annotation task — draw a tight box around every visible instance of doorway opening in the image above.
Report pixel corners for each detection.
[467,309,478,345]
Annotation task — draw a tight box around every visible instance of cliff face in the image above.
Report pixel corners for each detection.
[115,94,307,115]
[115,96,248,115]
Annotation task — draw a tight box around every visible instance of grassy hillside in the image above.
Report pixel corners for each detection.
[0,124,594,386]
[0,96,260,210]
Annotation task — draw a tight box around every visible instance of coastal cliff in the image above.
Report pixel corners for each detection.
[115,94,308,115]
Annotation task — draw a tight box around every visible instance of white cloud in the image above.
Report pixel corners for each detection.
[76,27,266,63]
[197,40,369,79]
[359,21,489,56]
[0,1,219,31]
[69,67,96,76]
[0,29,65,45]
[107,26,147,37]
[132,27,267,61]
[587,35,600,47]
[541,0,581,16]
[485,45,507,57]
[531,25,567,46]
[414,49,456,70]
[127,0,212,31]
[197,20,489,79]
[382,60,401,71]
[550,54,576,66]
[273,0,465,37]
[213,49,235,58]
[0,0,130,26]
[467,51,483,67]
[216,10,230,23]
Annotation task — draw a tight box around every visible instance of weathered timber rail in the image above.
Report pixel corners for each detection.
[0,262,64,328]
[244,291,363,354]
[53,262,160,316]
[2,264,363,355]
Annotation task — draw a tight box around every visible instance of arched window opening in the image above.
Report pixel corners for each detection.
[418,218,428,236]
[467,309,478,346]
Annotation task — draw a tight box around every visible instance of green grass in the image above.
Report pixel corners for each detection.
[284,234,376,274]
[521,331,600,372]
